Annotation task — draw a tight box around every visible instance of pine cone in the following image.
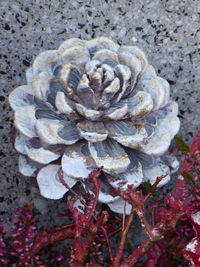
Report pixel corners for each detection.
[9,37,180,213]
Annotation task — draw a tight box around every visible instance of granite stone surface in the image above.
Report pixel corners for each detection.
[0,0,200,252]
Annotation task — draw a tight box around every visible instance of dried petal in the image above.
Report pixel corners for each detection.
[84,175,119,204]
[62,46,90,66]
[106,121,147,148]
[102,63,115,85]
[133,149,155,168]
[161,152,179,173]
[58,64,71,86]
[103,103,128,120]
[14,106,37,138]
[106,162,143,190]
[19,155,42,176]
[35,109,66,120]
[25,144,60,164]
[86,37,120,55]
[15,134,32,155]
[138,78,166,110]
[143,160,170,187]
[157,77,170,107]
[36,119,80,145]
[77,121,108,142]
[58,38,85,53]
[139,128,171,156]
[85,60,101,78]
[139,64,156,81]
[103,77,120,94]
[118,52,142,87]
[62,141,96,179]
[32,50,60,76]
[127,91,153,117]
[9,86,34,111]
[118,45,148,71]
[75,103,103,120]
[89,139,130,174]
[26,67,33,84]
[55,91,77,116]
[113,64,131,102]
[108,198,132,214]
[157,102,180,138]
[32,71,52,100]
[93,49,118,66]
[37,165,76,199]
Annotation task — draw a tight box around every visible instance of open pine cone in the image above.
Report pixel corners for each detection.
[9,37,180,213]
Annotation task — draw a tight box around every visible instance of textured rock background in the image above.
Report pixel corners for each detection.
[0,0,199,251]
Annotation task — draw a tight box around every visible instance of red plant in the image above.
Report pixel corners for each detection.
[1,131,200,266]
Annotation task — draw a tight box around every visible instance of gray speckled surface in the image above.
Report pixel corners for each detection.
[0,0,200,250]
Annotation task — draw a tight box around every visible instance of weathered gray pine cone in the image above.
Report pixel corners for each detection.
[9,37,180,214]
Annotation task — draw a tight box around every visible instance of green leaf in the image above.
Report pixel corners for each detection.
[174,135,190,154]
[142,181,155,194]
[172,252,184,262]
[182,170,194,184]
[126,241,133,254]
[143,181,165,205]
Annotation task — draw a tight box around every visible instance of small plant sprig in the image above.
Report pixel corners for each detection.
[0,203,45,266]
[0,203,68,266]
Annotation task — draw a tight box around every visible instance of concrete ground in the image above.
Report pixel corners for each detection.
[0,0,200,257]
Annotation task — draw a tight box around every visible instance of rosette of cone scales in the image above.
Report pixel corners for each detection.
[9,37,180,214]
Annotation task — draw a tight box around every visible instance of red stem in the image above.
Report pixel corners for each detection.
[71,211,108,266]
[121,208,185,266]
[120,239,153,267]
[30,223,121,257]
[58,171,89,211]
[128,192,152,239]
[30,224,75,255]
[69,201,82,250]
[111,208,135,267]
[101,226,113,261]
[87,168,102,221]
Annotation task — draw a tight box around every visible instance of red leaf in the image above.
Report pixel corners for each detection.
[145,245,161,267]
[182,237,200,266]
[189,211,200,237]
[174,130,200,201]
